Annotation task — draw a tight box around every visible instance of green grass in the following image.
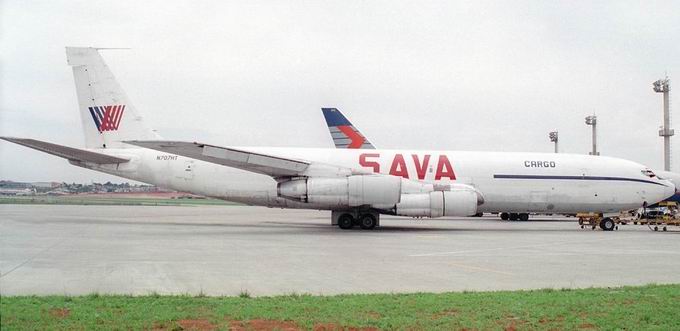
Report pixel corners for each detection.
[2,284,679,330]
[0,196,237,206]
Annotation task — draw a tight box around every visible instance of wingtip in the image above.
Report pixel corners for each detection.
[0,136,23,142]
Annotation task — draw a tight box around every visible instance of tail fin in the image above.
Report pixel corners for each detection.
[321,108,375,149]
[66,47,161,149]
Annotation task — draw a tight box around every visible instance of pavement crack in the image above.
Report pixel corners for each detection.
[0,238,68,278]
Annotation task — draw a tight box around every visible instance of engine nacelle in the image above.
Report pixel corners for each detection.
[278,176,481,216]
[277,175,402,208]
[395,190,479,217]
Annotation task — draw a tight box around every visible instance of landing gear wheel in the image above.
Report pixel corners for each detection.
[500,212,509,221]
[509,213,519,221]
[358,214,377,230]
[519,213,529,222]
[338,213,355,230]
[599,217,615,231]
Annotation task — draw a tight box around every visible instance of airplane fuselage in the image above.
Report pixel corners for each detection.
[80,147,675,214]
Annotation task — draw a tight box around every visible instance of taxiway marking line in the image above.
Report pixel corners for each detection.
[448,262,515,276]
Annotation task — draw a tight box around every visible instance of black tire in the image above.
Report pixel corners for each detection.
[519,213,529,222]
[338,213,355,230]
[600,218,615,231]
[500,212,509,221]
[474,212,483,217]
[509,213,519,221]
[358,214,377,230]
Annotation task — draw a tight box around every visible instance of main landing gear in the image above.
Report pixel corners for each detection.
[500,212,529,221]
[333,211,379,230]
[337,213,354,229]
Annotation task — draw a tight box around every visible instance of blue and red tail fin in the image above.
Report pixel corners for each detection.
[321,108,375,149]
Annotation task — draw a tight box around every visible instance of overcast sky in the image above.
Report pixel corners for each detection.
[1,1,679,183]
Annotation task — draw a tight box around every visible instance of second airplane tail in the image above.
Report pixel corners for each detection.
[321,108,375,149]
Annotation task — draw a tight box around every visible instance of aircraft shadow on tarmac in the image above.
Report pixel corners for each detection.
[25,217,680,234]
[262,221,622,233]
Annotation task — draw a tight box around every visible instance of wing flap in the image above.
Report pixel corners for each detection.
[1,137,129,164]
[126,140,309,177]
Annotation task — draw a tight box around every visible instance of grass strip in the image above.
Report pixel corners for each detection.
[2,284,679,330]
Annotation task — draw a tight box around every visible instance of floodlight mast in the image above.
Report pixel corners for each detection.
[653,77,673,171]
[549,131,559,153]
[585,115,599,156]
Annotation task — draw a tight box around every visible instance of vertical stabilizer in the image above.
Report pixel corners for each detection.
[321,108,375,149]
[66,47,161,148]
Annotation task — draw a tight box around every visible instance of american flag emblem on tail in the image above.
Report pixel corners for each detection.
[89,105,125,132]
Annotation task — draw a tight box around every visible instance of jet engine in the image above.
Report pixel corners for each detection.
[395,190,479,217]
[278,175,481,217]
[277,175,403,207]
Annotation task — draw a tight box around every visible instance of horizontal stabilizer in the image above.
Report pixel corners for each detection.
[1,137,129,164]
[125,140,309,177]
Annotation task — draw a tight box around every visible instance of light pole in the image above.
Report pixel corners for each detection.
[549,131,558,153]
[585,115,599,156]
[653,77,673,171]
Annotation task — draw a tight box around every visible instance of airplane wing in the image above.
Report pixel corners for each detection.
[125,140,322,178]
[1,137,129,164]
[321,108,375,149]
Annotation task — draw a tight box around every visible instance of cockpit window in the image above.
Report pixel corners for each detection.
[641,169,657,178]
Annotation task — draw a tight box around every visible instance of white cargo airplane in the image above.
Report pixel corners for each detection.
[1,47,676,231]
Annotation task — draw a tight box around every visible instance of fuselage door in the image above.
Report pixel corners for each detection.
[181,160,195,180]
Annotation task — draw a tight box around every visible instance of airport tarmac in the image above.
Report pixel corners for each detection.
[1,204,679,296]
